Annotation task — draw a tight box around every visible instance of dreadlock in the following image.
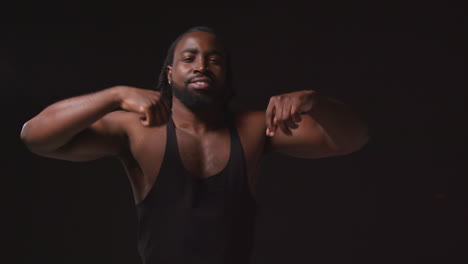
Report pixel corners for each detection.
[156,26,233,109]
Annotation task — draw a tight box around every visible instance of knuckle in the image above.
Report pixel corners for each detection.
[138,105,146,112]
[139,104,151,112]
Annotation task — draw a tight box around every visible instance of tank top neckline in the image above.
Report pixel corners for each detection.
[168,116,233,182]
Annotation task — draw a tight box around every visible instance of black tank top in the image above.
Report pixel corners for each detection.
[136,116,257,264]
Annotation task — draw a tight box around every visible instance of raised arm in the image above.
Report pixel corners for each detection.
[20,86,170,161]
[264,90,369,158]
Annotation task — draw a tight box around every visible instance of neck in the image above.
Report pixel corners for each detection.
[171,97,229,133]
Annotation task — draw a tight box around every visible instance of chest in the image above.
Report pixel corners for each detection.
[175,128,231,178]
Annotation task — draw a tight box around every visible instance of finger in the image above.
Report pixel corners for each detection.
[277,120,291,135]
[284,118,298,130]
[277,116,292,136]
[140,114,149,126]
[290,104,302,124]
[278,112,292,136]
[281,100,292,124]
[138,105,148,126]
[143,106,155,126]
[265,98,276,136]
[279,102,293,136]
[274,99,282,126]
[285,106,299,130]
[292,112,302,123]
[268,107,277,136]
[272,99,289,136]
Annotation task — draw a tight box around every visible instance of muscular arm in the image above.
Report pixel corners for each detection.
[20,87,125,161]
[20,85,169,161]
[264,90,369,158]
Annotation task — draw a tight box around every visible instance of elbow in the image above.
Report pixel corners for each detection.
[331,122,370,156]
[357,123,371,151]
[20,121,33,147]
[20,131,42,155]
[338,127,371,156]
[19,121,51,155]
[348,134,370,155]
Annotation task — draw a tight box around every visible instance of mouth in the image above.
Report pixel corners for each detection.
[187,77,213,90]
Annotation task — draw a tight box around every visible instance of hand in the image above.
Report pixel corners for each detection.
[265,90,317,136]
[116,86,170,126]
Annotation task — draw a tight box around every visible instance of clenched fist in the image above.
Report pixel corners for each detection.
[116,86,171,126]
[265,90,318,136]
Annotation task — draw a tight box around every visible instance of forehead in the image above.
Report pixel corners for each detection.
[174,31,225,54]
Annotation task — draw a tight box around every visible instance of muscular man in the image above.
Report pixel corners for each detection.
[20,26,369,264]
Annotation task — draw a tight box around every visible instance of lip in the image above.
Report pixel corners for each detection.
[189,81,211,90]
[189,77,212,84]
[188,76,213,90]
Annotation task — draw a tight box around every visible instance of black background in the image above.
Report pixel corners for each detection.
[3,3,466,264]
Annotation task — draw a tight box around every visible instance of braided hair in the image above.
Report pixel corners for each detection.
[156,26,233,109]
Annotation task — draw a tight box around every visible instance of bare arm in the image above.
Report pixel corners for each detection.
[20,85,169,161]
[265,90,369,158]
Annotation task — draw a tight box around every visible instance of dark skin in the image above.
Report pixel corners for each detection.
[20,32,369,204]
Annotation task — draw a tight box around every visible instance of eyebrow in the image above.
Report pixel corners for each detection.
[181,48,224,57]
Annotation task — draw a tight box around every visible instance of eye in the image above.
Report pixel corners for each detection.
[209,57,222,64]
[182,57,194,62]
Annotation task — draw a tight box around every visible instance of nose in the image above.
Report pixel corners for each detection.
[193,57,208,74]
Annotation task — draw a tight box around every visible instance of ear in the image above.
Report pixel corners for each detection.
[166,66,172,84]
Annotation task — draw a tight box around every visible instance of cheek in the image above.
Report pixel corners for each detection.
[213,66,226,80]
[172,65,191,82]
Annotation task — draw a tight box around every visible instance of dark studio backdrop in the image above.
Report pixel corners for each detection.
[2,3,466,264]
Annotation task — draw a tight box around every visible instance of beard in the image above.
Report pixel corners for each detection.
[171,81,230,110]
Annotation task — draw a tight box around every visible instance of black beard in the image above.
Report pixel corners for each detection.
[171,82,229,110]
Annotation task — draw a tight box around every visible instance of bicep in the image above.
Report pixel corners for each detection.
[41,113,128,162]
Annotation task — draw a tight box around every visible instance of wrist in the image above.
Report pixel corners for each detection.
[108,85,129,110]
[304,90,321,114]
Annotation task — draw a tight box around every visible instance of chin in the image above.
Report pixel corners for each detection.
[173,84,231,109]
[183,100,226,110]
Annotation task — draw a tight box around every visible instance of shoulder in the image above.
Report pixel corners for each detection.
[232,110,267,151]
[101,110,138,124]
[233,110,267,138]
[99,110,167,144]
[101,110,164,130]
[104,110,167,159]
[233,110,266,130]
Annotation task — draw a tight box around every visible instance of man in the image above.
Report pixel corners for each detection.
[20,26,369,264]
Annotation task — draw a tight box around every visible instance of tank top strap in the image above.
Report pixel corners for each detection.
[164,115,183,166]
[227,120,245,173]
[223,118,251,203]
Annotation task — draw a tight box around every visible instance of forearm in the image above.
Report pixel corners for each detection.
[20,86,123,153]
[308,94,369,154]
